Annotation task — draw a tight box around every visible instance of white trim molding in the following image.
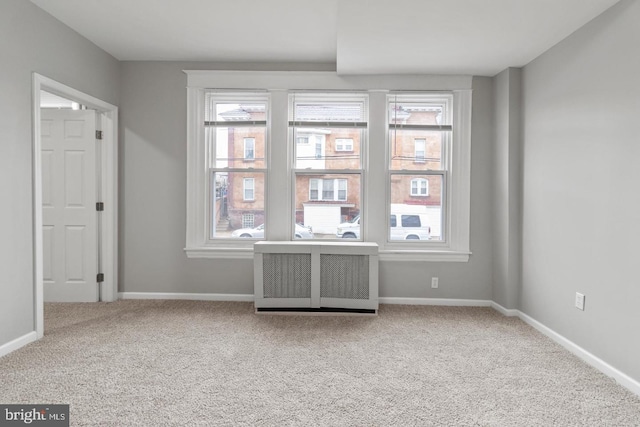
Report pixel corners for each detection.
[490,302,640,398]
[32,73,119,339]
[380,297,492,307]
[490,301,520,317]
[0,332,37,359]
[185,71,472,261]
[119,292,255,302]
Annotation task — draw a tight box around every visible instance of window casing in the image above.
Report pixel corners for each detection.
[243,178,255,201]
[185,71,471,261]
[244,138,255,160]
[309,178,348,201]
[414,139,426,163]
[411,178,429,196]
[336,138,354,151]
[242,213,255,228]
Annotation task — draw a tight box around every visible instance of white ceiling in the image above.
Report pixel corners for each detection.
[31,0,619,76]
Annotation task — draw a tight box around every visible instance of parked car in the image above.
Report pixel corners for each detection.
[231,223,314,239]
[336,213,431,240]
[336,215,360,238]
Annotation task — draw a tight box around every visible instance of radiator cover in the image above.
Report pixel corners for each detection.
[254,241,378,311]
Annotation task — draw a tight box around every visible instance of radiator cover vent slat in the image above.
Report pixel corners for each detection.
[320,254,369,299]
[263,253,311,298]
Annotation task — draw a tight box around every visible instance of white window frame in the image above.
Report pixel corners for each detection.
[414,138,426,163]
[291,92,367,241]
[185,71,471,261]
[244,137,255,160]
[410,178,429,196]
[242,213,255,228]
[383,92,471,261]
[243,178,255,201]
[308,178,348,202]
[335,138,354,152]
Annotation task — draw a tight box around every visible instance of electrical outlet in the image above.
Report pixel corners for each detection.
[575,292,585,311]
[431,277,439,289]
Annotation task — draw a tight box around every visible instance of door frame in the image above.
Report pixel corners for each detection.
[32,73,119,338]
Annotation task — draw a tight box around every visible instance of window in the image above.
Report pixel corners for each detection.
[243,178,255,201]
[291,93,366,239]
[244,138,255,160]
[336,138,353,151]
[242,213,254,228]
[309,178,347,201]
[186,71,471,261]
[388,94,451,243]
[414,138,426,163]
[195,91,268,243]
[410,178,429,196]
[401,215,421,227]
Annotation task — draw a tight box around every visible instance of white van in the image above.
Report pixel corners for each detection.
[389,213,431,240]
[336,212,431,240]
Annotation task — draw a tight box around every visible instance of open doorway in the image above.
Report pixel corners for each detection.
[32,74,118,338]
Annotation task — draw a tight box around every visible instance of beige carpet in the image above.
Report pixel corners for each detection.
[1,301,639,426]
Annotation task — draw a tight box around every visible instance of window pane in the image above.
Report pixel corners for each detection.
[213,127,266,169]
[295,174,361,240]
[293,101,365,123]
[388,101,447,126]
[244,138,255,160]
[322,179,334,200]
[214,102,266,122]
[295,129,362,170]
[211,171,265,239]
[390,130,443,170]
[389,174,443,241]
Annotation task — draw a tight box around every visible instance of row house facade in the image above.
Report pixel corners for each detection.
[217,103,442,235]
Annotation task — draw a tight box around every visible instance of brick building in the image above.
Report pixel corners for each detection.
[218,103,442,234]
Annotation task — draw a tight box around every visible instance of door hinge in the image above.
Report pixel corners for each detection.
[96,202,104,211]
[97,273,104,283]
[96,130,103,140]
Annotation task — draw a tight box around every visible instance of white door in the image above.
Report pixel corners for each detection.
[41,109,99,302]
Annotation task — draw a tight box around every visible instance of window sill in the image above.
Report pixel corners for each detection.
[186,246,470,262]
[185,247,254,260]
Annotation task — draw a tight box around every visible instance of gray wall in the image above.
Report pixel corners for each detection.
[492,68,522,309]
[0,0,120,346]
[119,63,494,299]
[521,0,640,382]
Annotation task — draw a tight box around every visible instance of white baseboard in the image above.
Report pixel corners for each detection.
[118,292,255,302]
[490,301,520,316]
[490,301,640,398]
[379,297,492,307]
[0,331,37,359]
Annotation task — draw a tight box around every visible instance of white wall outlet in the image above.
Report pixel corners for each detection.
[575,292,585,311]
[431,277,439,289]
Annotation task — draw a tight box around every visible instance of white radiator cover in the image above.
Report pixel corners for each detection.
[254,241,379,311]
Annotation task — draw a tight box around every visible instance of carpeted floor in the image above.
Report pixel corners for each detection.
[1,300,639,426]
